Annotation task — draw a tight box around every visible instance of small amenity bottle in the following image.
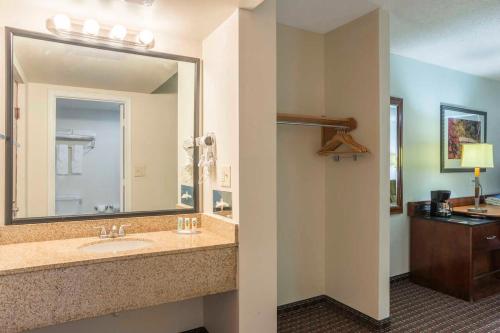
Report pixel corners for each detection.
[177,217,184,232]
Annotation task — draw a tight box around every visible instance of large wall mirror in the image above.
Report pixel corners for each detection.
[5,28,199,224]
[390,97,403,214]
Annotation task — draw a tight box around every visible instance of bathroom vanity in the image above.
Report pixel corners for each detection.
[0,26,240,333]
[0,214,237,332]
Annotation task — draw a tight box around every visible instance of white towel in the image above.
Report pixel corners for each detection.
[72,145,83,174]
[56,144,69,175]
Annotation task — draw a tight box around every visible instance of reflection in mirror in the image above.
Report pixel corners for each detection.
[10,34,198,221]
[390,97,403,214]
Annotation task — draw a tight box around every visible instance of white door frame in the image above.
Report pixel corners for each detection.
[47,90,132,215]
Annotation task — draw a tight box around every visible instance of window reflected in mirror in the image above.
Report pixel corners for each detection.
[9,33,198,222]
[390,97,403,214]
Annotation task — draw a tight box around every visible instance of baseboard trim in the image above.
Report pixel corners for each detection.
[325,296,391,328]
[180,327,209,333]
[278,295,391,329]
[390,272,410,283]
[277,295,326,312]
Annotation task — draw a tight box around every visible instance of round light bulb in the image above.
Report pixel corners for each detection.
[53,14,71,31]
[110,24,127,40]
[83,19,100,36]
[138,30,154,45]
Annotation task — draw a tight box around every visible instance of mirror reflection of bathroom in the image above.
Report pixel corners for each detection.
[55,99,122,216]
[11,35,197,220]
[213,190,232,219]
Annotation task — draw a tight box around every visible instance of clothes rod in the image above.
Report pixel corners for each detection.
[56,135,95,142]
[276,113,357,131]
[277,121,351,129]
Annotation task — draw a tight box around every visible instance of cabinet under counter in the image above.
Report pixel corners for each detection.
[409,213,500,302]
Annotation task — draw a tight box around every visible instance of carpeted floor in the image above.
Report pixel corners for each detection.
[278,279,500,333]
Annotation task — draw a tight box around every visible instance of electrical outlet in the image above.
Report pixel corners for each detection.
[134,165,147,177]
[219,165,231,188]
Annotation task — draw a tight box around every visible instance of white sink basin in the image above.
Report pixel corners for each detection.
[79,238,154,254]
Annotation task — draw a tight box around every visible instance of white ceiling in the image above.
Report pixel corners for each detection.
[277,0,378,34]
[14,36,179,93]
[278,0,500,81]
[373,0,500,81]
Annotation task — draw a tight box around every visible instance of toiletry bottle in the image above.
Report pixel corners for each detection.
[192,217,198,230]
[185,218,191,231]
[177,217,183,232]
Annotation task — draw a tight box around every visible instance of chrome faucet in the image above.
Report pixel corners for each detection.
[109,225,119,238]
[94,224,131,239]
[118,224,131,237]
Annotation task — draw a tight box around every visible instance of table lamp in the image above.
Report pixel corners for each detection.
[460,143,494,213]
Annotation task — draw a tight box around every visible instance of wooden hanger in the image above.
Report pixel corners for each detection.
[317,130,369,156]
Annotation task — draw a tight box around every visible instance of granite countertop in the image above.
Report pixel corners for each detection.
[421,214,498,226]
[0,228,236,276]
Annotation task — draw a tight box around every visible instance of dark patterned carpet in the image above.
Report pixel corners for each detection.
[278,279,500,332]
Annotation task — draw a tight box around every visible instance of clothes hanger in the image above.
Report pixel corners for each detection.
[317,130,369,156]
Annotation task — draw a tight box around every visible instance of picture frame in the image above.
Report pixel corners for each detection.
[440,104,487,173]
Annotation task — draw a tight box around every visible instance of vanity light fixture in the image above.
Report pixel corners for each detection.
[82,19,100,36]
[138,30,154,45]
[123,0,155,6]
[110,24,127,41]
[47,15,155,49]
[53,14,72,31]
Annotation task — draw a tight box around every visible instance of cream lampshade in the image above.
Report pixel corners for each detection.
[461,143,494,213]
[461,144,494,169]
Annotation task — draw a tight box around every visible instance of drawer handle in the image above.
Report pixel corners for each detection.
[486,235,497,240]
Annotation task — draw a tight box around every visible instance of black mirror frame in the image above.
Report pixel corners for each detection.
[4,27,200,225]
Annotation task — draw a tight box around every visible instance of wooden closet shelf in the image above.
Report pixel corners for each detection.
[277,113,368,160]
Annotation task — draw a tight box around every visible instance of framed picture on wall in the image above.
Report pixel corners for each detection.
[440,104,487,173]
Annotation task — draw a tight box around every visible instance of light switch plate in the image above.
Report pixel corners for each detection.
[219,165,231,187]
[134,165,147,177]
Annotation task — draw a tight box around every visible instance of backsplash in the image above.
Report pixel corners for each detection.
[0,214,200,245]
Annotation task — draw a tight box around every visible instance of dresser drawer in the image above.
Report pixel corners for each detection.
[472,223,500,252]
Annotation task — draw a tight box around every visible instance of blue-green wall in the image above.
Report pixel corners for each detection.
[390,54,500,276]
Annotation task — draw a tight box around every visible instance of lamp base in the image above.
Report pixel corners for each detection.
[468,207,487,213]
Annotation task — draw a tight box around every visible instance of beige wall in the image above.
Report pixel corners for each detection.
[324,9,390,320]
[202,10,240,333]
[202,2,278,331]
[202,10,240,218]
[277,24,326,305]
[20,83,178,217]
[238,0,277,331]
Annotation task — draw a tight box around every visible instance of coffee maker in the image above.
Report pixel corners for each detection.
[430,190,452,217]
